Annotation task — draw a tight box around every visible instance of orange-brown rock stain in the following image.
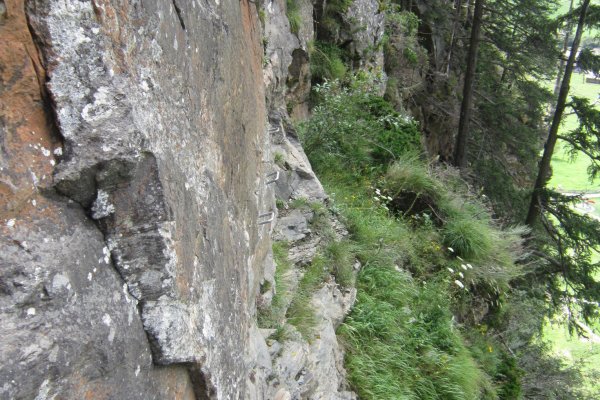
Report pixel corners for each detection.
[0,0,61,221]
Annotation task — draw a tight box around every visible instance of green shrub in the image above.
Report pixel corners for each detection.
[309,42,348,82]
[299,75,420,175]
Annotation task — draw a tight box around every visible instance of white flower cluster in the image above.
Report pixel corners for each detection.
[446,247,474,290]
[372,187,393,211]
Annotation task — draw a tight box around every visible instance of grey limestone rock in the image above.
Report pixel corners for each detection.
[270,111,327,202]
[3,0,273,398]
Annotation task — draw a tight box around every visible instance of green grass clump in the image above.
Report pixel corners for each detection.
[286,255,330,339]
[325,241,355,288]
[258,242,293,329]
[286,0,302,35]
[385,155,441,200]
[309,41,348,82]
[339,267,493,400]
[442,218,493,260]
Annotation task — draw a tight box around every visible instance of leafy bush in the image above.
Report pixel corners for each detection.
[309,41,348,82]
[299,74,421,175]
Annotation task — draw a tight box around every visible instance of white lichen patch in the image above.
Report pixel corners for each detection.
[102,313,112,326]
[53,147,63,156]
[26,308,36,316]
[102,246,111,264]
[6,219,15,228]
[108,326,116,342]
[91,190,115,219]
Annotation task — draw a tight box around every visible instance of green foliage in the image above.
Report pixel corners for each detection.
[309,41,348,82]
[339,267,495,400]
[273,151,285,168]
[286,0,302,35]
[536,190,600,327]
[561,96,600,180]
[442,218,493,260]
[382,8,428,83]
[578,48,600,77]
[286,255,330,339]
[325,241,355,288]
[257,242,293,329]
[299,75,421,176]
[381,156,527,293]
[297,76,531,397]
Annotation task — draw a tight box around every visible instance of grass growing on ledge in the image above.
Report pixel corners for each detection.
[257,242,293,329]
[286,0,302,35]
[299,74,527,398]
[286,255,330,339]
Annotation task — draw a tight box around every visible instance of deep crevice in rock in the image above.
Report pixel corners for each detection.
[172,0,186,31]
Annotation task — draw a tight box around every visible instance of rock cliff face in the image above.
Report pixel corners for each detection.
[2,0,270,398]
[0,0,383,398]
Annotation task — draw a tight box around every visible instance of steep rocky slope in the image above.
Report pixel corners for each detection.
[0,0,384,399]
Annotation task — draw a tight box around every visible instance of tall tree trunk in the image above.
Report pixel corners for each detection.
[446,0,464,76]
[554,0,575,97]
[453,0,484,168]
[525,0,591,227]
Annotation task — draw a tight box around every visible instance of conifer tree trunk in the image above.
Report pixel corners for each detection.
[554,0,575,98]
[453,0,484,168]
[525,0,591,227]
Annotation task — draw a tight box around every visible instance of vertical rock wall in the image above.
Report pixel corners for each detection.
[1,0,272,398]
[1,0,387,398]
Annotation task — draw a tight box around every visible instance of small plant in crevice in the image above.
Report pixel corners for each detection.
[257,242,293,330]
[286,0,302,35]
[286,255,330,339]
[273,151,285,168]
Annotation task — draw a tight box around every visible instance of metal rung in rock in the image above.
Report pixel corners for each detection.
[258,212,274,225]
[266,171,279,185]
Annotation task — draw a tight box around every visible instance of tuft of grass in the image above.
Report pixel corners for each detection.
[286,255,330,339]
[442,217,493,260]
[325,241,355,288]
[309,42,348,82]
[258,242,293,329]
[274,151,285,168]
[286,0,302,35]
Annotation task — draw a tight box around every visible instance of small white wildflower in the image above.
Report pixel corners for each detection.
[454,280,464,289]
[467,263,473,269]
[447,247,454,253]
[447,268,454,273]
[375,188,381,194]
[459,272,464,278]
[461,264,468,271]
